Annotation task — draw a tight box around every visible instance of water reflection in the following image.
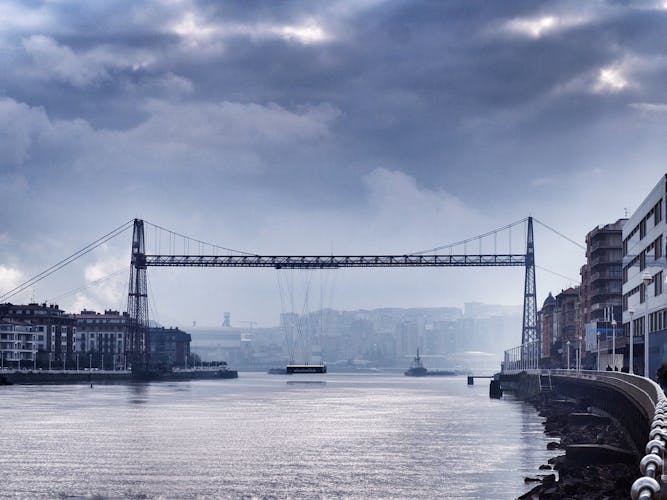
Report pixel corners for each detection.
[0,373,555,499]
[128,382,150,405]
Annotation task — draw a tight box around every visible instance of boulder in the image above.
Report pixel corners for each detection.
[565,444,636,465]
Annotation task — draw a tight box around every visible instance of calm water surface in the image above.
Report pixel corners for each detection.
[0,373,557,499]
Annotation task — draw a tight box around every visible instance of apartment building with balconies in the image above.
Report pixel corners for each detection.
[74,309,129,369]
[0,302,75,367]
[580,219,626,368]
[622,174,667,377]
[0,320,36,368]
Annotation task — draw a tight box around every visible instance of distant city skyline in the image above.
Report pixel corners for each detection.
[2,1,667,327]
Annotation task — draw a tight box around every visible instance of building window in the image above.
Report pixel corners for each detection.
[657,236,664,260]
[641,283,646,303]
[656,199,663,225]
[640,251,646,271]
[656,271,664,296]
[641,219,647,239]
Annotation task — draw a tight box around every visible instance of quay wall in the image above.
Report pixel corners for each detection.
[0,369,238,385]
[500,370,655,453]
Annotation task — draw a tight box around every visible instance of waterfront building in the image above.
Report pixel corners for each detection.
[538,287,581,368]
[0,320,37,368]
[74,309,129,369]
[539,292,556,360]
[555,287,580,345]
[0,302,75,367]
[150,326,191,368]
[580,219,626,369]
[622,174,667,377]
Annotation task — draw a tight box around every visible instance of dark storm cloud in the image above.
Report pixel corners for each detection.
[2,0,667,324]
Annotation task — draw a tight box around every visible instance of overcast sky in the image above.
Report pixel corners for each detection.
[1,0,667,332]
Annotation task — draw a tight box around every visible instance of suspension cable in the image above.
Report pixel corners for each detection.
[411,217,529,255]
[143,220,257,256]
[46,267,129,303]
[533,218,586,250]
[535,265,580,284]
[0,220,133,302]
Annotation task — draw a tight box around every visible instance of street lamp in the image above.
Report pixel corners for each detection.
[596,331,601,371]
[566,340,571,371]
[577,336,582,371]
[628,308,635,374]
[611,317,617,370]
[643,271,652,378]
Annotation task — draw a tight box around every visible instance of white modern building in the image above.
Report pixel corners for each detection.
[0,302,76,367]
[622,174,667,377]
[0,321,37,368]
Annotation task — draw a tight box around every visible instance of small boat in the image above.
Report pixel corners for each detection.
[404,349,428,376]
[405,349,464,376]
[286,363,327,374]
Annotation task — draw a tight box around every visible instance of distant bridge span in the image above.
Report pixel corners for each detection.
[142,254,526,268]
[126,217,538,371]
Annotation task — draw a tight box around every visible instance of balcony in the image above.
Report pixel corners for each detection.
[590,239,621,252]
[591,270,622,281]
[591,302,621,312]
[591,283,622,294]
[590,254,622,267]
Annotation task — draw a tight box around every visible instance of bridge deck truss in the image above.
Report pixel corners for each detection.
[143,254,527,268]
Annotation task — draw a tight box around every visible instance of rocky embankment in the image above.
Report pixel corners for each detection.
[519,396,638,499]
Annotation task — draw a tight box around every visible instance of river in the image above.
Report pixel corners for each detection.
[0,372,556,499]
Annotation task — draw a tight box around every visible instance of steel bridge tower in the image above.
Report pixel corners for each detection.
[521,217,538,352]
[125,216,539,366]
[126,219,150,371]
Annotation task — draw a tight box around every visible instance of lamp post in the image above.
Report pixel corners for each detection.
[611,317,617,370]
[628,308,635,374]
[643,271,652,378]
[566,340,571,371]
[596,331,601,371]
[577,336,582,371]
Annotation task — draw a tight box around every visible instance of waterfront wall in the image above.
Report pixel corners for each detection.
[1,370,132,385]
[550,372,654,454]
[0,368,238,385]
[500,370,655,453]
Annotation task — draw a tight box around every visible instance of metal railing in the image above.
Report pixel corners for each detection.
[502,341,541,372]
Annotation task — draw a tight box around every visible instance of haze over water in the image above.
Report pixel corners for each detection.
[1,373,556,499]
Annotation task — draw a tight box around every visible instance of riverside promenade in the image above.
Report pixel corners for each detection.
[0,367,238,384]
[501,369,665,499]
